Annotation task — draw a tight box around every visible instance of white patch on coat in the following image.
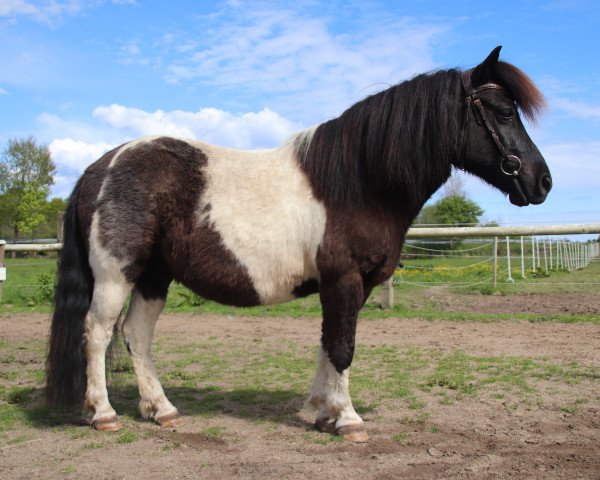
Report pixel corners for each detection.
[305,347,363,428]
[121,290,178,420]
[191,138,327,305]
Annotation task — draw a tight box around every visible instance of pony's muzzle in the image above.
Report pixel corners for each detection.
[526,172,552,205]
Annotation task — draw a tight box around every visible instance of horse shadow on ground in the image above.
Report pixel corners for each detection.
[15,385,313,431]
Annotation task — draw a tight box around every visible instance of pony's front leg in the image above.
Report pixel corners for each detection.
[306,272,368,442]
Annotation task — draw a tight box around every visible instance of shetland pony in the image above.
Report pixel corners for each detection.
[47,47,551,442]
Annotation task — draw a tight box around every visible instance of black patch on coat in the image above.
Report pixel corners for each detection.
[292,279,319,298]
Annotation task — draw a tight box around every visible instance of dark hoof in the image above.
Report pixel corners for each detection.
[337,423,369,442]
[155,412,184,428]
[92,415,122,432]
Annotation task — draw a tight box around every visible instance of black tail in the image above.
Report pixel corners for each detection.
[46,178,94,407]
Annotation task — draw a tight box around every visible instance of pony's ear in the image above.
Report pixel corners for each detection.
[471,46,502,87]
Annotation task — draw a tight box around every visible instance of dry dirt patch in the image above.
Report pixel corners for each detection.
[1,310,599,480]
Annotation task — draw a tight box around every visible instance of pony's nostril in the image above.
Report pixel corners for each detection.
[540,174,552,194]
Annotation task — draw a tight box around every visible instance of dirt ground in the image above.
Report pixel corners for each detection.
[1,291,599,479]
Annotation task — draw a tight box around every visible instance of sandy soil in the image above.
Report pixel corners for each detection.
[1,291,599,479]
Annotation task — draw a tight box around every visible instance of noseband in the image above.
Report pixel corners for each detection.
[458,69,522,178]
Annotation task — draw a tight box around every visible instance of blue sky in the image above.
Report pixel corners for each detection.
[1,0,599,229]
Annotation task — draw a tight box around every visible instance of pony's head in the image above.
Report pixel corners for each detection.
[457,46,552,206]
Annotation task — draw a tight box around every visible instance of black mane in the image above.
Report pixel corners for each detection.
[295,69,462,210]
[294,61,546,211]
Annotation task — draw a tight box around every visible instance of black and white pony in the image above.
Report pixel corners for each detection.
[46,47,551,442]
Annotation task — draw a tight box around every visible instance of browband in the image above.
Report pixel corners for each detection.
[461,69,503,96]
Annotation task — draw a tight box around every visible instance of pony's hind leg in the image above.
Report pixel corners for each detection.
[121,288,181,427]
[84,278,131,431]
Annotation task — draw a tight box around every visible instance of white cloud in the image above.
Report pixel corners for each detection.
[36,112,120,144]
[117,40,149,66]
[0,0,82,24]
[161,4,448,123]
[92,104,300,149]
[49,138,113,173]
[542,141,600,189]
[554,98,600,121]
[0,0,38,17]
[0,86,8,95]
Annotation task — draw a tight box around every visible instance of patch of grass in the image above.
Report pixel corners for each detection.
[161,440,181,451]
[0,370,17,381]
[61,464,77,475]
[0,354,17,364]
[391,431,411,443]
[7,386,36,405]
[67,427,92,440]
[305,432,344,445]
[0,404,19,432]
[83,440,111,450]
[116,430,138,444]
[5,433,31,445]
[408,398,427,410]
[559,405,578,414]
[425,352,479,395]
[202,426,225,438]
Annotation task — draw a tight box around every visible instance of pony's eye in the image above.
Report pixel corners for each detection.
[497,109,514,122]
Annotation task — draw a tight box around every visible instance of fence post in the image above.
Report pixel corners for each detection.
[493,236,498,288]
[520,236,526,278]
[549,239,553,270]
[505,236,514,283]
[558,240,563,269]
[531,237,536,271]
[57,211,65,243]
[542,239,548,274]
[380,277,394,309]
[0,240,5,304]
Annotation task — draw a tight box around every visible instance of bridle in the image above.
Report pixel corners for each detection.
[458,69,523,178]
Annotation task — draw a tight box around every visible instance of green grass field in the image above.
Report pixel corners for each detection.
[1,249,599,322]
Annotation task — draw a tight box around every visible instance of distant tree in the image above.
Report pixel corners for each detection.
[431,194,484,226]
[480,220,500,227]
[0,136,56,240]
[441,174,466,198]
[414,175,481,227]
[414,204,436,226]
[16,186,47,234]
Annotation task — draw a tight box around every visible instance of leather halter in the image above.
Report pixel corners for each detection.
[458,69,522,178]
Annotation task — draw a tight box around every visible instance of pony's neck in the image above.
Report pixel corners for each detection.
[295,69,462,214]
